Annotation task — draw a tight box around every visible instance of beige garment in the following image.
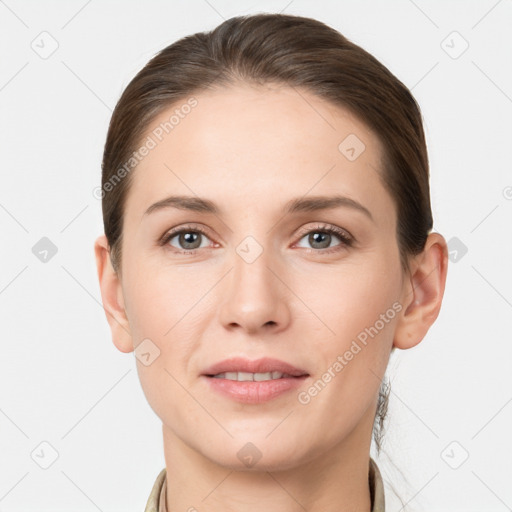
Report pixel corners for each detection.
[145,457,385,512]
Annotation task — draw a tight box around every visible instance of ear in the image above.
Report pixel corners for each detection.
[393,232,449,350]
[94,234,134,353]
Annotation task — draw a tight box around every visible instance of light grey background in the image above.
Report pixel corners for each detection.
[1,1,511,511]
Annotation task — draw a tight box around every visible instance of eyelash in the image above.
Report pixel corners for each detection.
[159,223,354,256]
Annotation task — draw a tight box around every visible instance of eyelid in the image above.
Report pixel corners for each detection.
[295,222,353,243]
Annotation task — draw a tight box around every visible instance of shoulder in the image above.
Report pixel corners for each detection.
[369,457,385,512]
[144,468,166,512]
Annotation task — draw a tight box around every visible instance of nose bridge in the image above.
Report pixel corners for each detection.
[233,234,273,292]
[218,232,290,333]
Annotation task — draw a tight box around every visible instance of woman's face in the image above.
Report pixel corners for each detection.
[116,83,409,469]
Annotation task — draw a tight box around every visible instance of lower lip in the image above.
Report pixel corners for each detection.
[202,375,308,404]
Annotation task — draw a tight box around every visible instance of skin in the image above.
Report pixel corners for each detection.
[95,82,448,512]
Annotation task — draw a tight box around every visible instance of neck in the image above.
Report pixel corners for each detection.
[162,412,374,512]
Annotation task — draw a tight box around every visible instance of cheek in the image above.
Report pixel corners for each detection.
[297,258,401,344]
[123,261,208,424]
[123,253,205,340]
[299,258,401,400]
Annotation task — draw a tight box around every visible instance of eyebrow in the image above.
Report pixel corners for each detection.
[143,194,373,221]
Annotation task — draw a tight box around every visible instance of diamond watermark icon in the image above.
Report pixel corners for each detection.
[237,442,262,468]
[32,237,58,263]
[135,338,161,366]
[31,31,59,59]
[236,236,264,264]
[447,236,468,263]
[441,31,469,60]
[440,440,469,469]
[31,441,59,469]
[338,134,366,161]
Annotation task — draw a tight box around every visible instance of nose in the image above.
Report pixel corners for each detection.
[218,241,291,335]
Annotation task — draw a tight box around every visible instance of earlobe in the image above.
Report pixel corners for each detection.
[393,232,449,350]
[94,234,134,353]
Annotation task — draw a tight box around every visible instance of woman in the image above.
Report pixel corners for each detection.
[94,13,448,512]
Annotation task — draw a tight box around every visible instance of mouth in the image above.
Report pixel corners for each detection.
[202,356,309,379]
[206,371,305,381]
[201,357,309,404]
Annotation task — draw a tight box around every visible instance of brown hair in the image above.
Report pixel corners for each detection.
[101,12,432,465]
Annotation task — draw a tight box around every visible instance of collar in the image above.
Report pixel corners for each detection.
[145,457,385,512]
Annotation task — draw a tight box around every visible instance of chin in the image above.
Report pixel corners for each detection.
[201,434,311,473]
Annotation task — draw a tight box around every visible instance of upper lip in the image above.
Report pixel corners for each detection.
[202,357,309,377]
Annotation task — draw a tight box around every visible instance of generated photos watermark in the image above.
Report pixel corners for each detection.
[93,97,198,200]
[297,300,403,405]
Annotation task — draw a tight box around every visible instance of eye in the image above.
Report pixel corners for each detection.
[160,224,214,253]
[295,224,354,253]
[159,222,354,255]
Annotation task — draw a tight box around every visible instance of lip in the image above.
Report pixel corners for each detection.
[201,357,309,404]
[202,357,309,377]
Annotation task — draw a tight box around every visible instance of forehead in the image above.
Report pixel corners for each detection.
[124,82,393,224]
[150,82,382,158]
